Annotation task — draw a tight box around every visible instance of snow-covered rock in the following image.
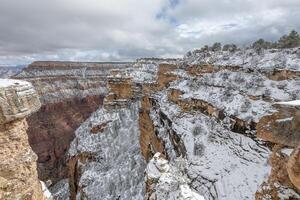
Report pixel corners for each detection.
[185,47,300,71]
[68,102,146,200]
[146,153,205,200]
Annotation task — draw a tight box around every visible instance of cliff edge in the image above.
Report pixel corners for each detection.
[0,79,50,199]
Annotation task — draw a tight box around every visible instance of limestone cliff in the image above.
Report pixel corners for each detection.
[0,79,49,200]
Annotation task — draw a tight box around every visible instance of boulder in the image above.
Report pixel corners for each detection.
[0,79,41,124]
[257,102,300,147]
[287,146,300,190]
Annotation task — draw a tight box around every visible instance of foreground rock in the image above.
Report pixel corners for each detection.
[287,146,300,190]
[146,153,205,200]
[257,101,300,147]
[0,79,50,199]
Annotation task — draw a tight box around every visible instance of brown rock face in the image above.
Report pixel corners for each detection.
[139,96,166,161]
[186,64,241,76]
[287,146,300,190]
[168,88,256,136]
[256,145,298,200]
[156,64,178,90]
[27,95,104,184]
[0,119,43,200]
[265,69,300,81]
[257,105,300,147]
[0,79,44,200]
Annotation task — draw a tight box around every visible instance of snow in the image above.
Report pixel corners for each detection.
[154,96,271,200]
[275,100,300,106]
[49,179,69,200]
[146,153,170,179]
[281,148,294,156]
[146,153,205,200]
[185,47,300,71]
[64,50,300,199]
[0,78,31,88]
[40,181,53,199]
[68,102,146,200]
[169,68,299,122]
[276,117,294,123]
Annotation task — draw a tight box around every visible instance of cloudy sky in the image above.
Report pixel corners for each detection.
[0,0,300,65]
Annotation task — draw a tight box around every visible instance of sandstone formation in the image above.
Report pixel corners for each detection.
[255,101,300,198]
[0,79,45,199]
[0,79,41,123]
[287,146,300,190]
[27,95,104,184]
[257,103,300,147]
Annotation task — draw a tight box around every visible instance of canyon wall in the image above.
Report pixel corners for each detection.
[14,61,131,184]
[5,47,300,199]
[0,66,23,78]
[0,79,49,199]
[65,48,300,199]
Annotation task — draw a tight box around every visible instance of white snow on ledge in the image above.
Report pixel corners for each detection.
[274,100,300,106]
[0,78,31,88]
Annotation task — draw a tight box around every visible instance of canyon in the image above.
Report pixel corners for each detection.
[1,47,300,200]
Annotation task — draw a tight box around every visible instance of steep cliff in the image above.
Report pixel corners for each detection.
[0,79,51,200]
[14,61,129,184]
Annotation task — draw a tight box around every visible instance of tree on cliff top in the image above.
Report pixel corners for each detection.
[277,30,300,48]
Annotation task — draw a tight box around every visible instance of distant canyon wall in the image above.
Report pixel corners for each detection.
[14,61,133,184]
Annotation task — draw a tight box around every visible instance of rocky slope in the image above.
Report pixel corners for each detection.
[0,79,51,200]
[65,47,300,200]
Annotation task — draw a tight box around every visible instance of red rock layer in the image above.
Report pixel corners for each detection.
[27,95,104,184]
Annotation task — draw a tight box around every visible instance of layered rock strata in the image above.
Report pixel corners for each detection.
[0,79,45,199]
[14,61,128,184]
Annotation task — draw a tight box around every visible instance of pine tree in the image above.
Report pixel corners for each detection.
[277,30,300,48]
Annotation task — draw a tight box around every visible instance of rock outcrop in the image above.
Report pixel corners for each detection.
[145,153,205,200]
[257,103,300,147]
[0,79,46,199]
[287,146,300,190]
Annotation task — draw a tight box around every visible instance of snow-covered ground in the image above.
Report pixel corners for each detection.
[0,78,32,88]
[154,94,271,200]
[185,47,300,71]
[170,70,300,122]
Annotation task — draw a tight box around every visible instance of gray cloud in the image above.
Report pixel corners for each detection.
[0,0,299,65]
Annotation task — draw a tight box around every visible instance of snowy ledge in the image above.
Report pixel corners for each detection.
[0,78,41,124]
[0,78,32,88]
[274,100,300,106]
